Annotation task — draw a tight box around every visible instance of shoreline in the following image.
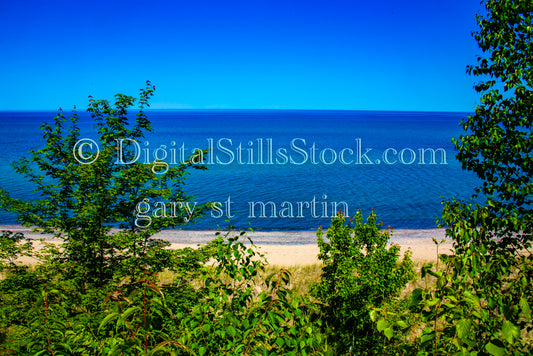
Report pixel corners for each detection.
[1,225,452,265]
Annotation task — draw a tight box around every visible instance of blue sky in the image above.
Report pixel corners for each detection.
[0,0,484,111]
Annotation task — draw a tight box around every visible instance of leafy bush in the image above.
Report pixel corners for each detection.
[372,2,533,353]
[0,81,210,288]
[373,203,533,355]
[0,227,332,355]
[312,210,414,354]
[173,229,329,355]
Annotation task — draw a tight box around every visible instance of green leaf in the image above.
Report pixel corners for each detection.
[98,312,120,332]
[410,288,423,307]
[519,297,531,320]
[121,306,141,320]
[396,320,408,329]
[456,319,472,340]
[276,337,285,347]
[226,325,236,338]
[501,320,520,344]
[384,327,394,340]
[376,318,388,332]
[420,331,435,344]
[426,297,441,307]
[485,342,506,356]
[369,309,378,322]
[463,291,480,308]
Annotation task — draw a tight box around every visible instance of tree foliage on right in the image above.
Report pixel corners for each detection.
[372,2,533,354]
[423,0,532,352]
[451,0,532,252]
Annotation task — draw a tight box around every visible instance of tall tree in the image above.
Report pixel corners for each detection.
[0,81,210,285]
[452,0,532,251]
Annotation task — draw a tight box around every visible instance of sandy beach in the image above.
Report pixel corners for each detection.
[159,229,452,265]
[2,225,452,266]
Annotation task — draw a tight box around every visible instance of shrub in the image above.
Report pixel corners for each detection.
[0,81,210,288]
[312,210,414,354]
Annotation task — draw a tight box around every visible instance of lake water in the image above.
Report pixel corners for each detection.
[0,110,480,230]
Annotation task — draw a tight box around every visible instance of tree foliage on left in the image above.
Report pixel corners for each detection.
[0,81,210,286]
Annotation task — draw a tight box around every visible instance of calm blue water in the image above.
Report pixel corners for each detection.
[0,110,480,230]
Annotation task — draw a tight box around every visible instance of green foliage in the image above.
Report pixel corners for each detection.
[373,203,533,354]
[372,2,533,353]
[174,229,329,355]
[312,210,414,354]
[0,230,33,272]
[0,262,106,354]
[0,83,330,355]
[455,0,532,251]
[97,274,177,355]
[0,227,330,355]
[0,81,210,287]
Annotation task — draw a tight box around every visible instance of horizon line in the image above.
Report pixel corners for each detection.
[0,108,474,114]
